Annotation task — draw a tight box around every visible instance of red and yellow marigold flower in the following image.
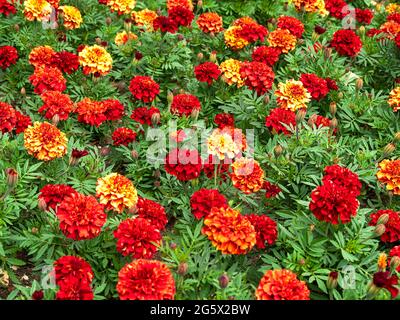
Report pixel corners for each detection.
[268,28,297,53]
[132,9,158,30]
[117,259,175,300]
[115,30,137,45]
[230,157,264,194]
[388,87,400,112]
[219,58,245,88]
[29,65,67,94]
[23,0,52,22]
[207,128,243,160]
[255,269,310,300]
[387,3,400,14]
[78,45,112,76]
[106,0,136,15]
[96,173,138,213]
[196,12,223,33]
[275,79,311,111]
[28,45,56,68]
[75,98,108,127]
[292,0,328,16]
[377,159,400,195]
[166,0,193,11]
[224,26,249,50]
[38,91,73,121]
[24,122,67,161]
[202,206,256,255]
[59,5,82,29]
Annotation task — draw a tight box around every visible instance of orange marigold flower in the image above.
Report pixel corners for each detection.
[75,98,108,127]
[230,157,264,194]
[117,259,175,300]
[115,30,137,45]
[232,16,257,27]
[196,12,223,33]
[378,253,388,270]
[107,0,136,15]
[29,45,56,68]
[380,21,400,38]
[268,28,297,53]
[47,0,60,8]
[167,0,193,11]
[202,206,256,255]
[132,9,158,30]
[275,79,311,111]
[38,91,73,121]
[388,87,400,112]
[29,65,67,94]
[59,6,82,29]
[78,45,112,76]
[219,58,245,87]
[24,122,68,161]
[96,173,138,213]
[23,0,52,22]
[224,26,249,50]
[376,159,400,195]
[255,269,310,300]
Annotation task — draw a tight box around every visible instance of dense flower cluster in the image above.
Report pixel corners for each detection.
[376,159,400,195]
[369,209,400,243]
[230,157,264,194]
[275,79,311,111]
[265,107,296,135]
[356,8,374,25]
[170,93,201,116]
[330,29,362,57]
[240,61,275,95]
[129,76,160,103]
[194,62,221,85]
[196,12,223,33]
[112,127,137,146]
[0,45,18,70]
[78,45,113,76]
[190,188,228,220]
[246,214,278,249]
[135,197,168,230]
[75,98,107,127]
[164,148,202,181]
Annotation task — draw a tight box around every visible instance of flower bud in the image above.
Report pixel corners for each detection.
[383,143,396,157]
[131,150,139,159]
[191,178,199,187]
[100,146,111,156]
[308,114,318,126]
[177,34,185,41]
[356,78,363,90]
[153,170,161,179]
[394,132,400,142]
[209,32,215,38]
[329,118,338,131]
[338,92,344,99]
[376,213,389,225]
[210,51,217,62]
[170,242,177,250]
[366,281,380,299]
[324,47,332,59]
[378,253,387,270]
[298,258,305,265]
[374,224,386,237]
[274,144,283,157]
[95,37,102,45]
[177,262,188,275]
[390,256,400,271]
[106,17,112,25]
[191,108,200,121]
[38,197,47,211]
[124,19,132,31]
[32,290,44,300]
[154,180,161,188]
[0,269,9,288]
[264,95,270,104]
[311,31,319,42]
[52,114,60,126]
[295,109,307,124]
[5,168,18,188]
[197,0,203,8]
[14,24,20,32]
[20,87,26,95]
[167,91,174,105]
[151,112,161,126]
[197,52,204,61]
[327,271,338,290]
[219,273,230,288]
[31,227,39,234]
[329,102,337,116]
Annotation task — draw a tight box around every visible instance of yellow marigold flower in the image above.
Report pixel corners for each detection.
[107,0,136,15]
[232,16,257,27]
[78,45,113,76]
[24,122,67,161]
[207,128,243,160]
[59,6,82,29]
[167,0,193,11]
[230,157,264,194]
[376,159,400,195]
[292,0,328,16]
[268,28,297,53]
[219,58,245,87]
[23,0,52,22]
[132,9,158,30]
[196,12,223,34]
[115,31,138,45]
[386,3,400,14]
[96,173,138,213]
[202,207,256,255]
[388,87,400,112]
[378,253,388,271]
[275,79,311,112]
[224,26,249,50]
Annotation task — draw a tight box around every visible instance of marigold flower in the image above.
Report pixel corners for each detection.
[378,253,388,270]
[230,157,264,194]
[114,217,161,258]
[78,45,112,76]
[56,193,107,240]
[75,98,108,127]
[389,246,400,272]
[252,46,281,67]
[194,62,221,85]
[135,197,168,230]
[224,26,249,50]
[202,206,256,255]
[59,6,82,29]
[168,5,194,27]
[167,0,193,11]
[324,0,347,19]
[190,188,228,220]
[96,173,138,213]
[39,184,78,211]
[197,12,223,33]
[370,209,400,243]
[50,51,79,74]
[300,73,329,101]
[170,93,201,117]
[0,101,16,133]
[117,259,175,300]
[240,61,275,96]
[115,30,137,45]
[102,99,125,121]
[207,128,243,160]
[322,164,362,197]
[265,107,296,135]
[388,87,400,112]
[38,91,73,121]
[202,155,230,181]
[380,21,400,38]
[0,45,18,70]
[275,79,311,112]
[292,0,328,16]
[387,3,400,14]
[29,46,56,68]
[132,9,158,30]
[268,28,297,53]
[246,214,278,249]
[355,8,373,25]
[29,66,67,94]
[263,181,282,198]
[277,16,304,38]
[153,16,178,33]
[107,0,136,15]
[255,269,310,300]
[24,122,68,161]
[56,278,94,300]
[0,0,16,16]
[164,148,202,181]
[219,59,245,87]
[330,29,362,57]
[214,113,234,129]
[372,271,399,298]
[130,106,160,126]
[112,127,137,146]
[15,111,32,134]
[129,76,160,103]
[23,0,52,22]
[376,159,400,195]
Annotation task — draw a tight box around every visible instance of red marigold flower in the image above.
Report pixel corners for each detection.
[355,8,374,25]
[32,290,44,300]
[29,66,67,94]
[252,46,281,67]
[135,197,168,230]
[325,0,348,19]
[214,113,234,129]
[325,77,338,90]
[330,29,362,57]
[240,61,275,96]
[314,25,327,34]
[114,217,161,259]
[56,193,107,240]
[130,106,161,126]
[247,214,277,249]
[75,98,107,127]
[194,62,221,85]
[309,180,359,224]
[54,255,94,287]
[202,154,230,181]
[256,269,310,300]
[367,28,384,38]
[56,278,94,300]
[196,12,223,33]
[38,91,73,121]
[0,0,16,16]
[265,107,296,135]
[263,181,282,198]
[389,246,400,272]
[300,73,329,101]
[369,209,400,243]
[230,157,264,194]
[51,51,79,74]
[164,148,202,181]
[14,111,32,134]
[153,16,178,33]
[202,206,256,254]
[0,101,16,133]
[129,76,160,103]
[0,45,18,70]
[102,99,124,121]
[237,22,268,43]
[38,184,77,211]
[190,188,228,220]
[388,13,400,24]
[170,93,201,117]
[322,164,362,197]
[373,271,399,298]
[71,148,88,160]
[277,16,305,38]
[168,5,194,27]
[112,127,137,146]
[117,259,175,300]
[308,114,337,134]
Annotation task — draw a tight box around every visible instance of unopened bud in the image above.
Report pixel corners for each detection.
[197,52,204,61]
[52,114,60,126]
[124,19,132,31]
[390,256,400,271]
[376,3,382,12]
[14,24,20,32]
[100,146,111,156]
[219,273,230,288]
[329,102,337,116]
[274,144,283,157]
[383,143,396,156]
[197,0,203,8]
[153,170,161,179]
[324,47,332,59]
[95,37,102,45]
[308,114,318,126]
[366,282,380,299]
[298,258,305,265]
[338,92,344,99]
[394,132,400,142]
[5,168,18,188]
[0,269,10,288]
[295,109,307,124]
[210,51,217,62]
[358,26,365,35]
[131,149,139,159]
[329,118,338,130]
[154,180,161,188]
[191,178,199,187]
[31,227,39,234]
[191,108,200,121]
[377,213,390,225]
[170,242,177,250]
[106,17,112,25]
[151,112,161,126]
[20,87,26,95]
[309,224,315,232]
[356,78,363,90]
[167,91,174,105]
[38,197,47,211]
[374,224,386,237]
[327,271,338,290]
[177,34,185,41]
[264,95,270,104]
[311,31,319,42]
[177,262,188,275]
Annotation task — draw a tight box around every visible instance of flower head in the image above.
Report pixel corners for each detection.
[252,46,281,67]
[38,184,77,211]
[224,26,249,50]
[322,164,362,197]
[230,157,264,194]
[214,113,234,129]
[300,73,329,101]
[265,107,296,135]
[75,98,107,127]
[0,0,16,16]
[268,28,297,53]
[376,159,400,195]
[246,214,278,249]
[0,45,18,70]
[190,188,228,220]
[292,0,328,15]
[197,12,223,33]
[388,87,400,112]
[112,127,137,146]
[115,31,137,45]
[164,148,202,181]
[277,16,304,38]
[39,91,73,121]
[135,197,168,230]
[0,101,16,133]
[15,111,32,134]
[168,5,194,27]
[78,45,112,76]
[194,62,221,85]
[59,6,82,29]
[207,128,244,160]
[167,0,193,10]
[275,79,311,112]
[131,106,160,126]
[153,16,178,33]
[373,271,399,298]
[369,209,400,243]
[23,0,52,22]
[219,59,245,87]
[330,29,362,57]
[129,76,160,103]
[170,93,201,117]
[51,51,79,74]
[106,0,136,15]
[240,61,275,96]
[29,66,67,94]
[132,9,158,29]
